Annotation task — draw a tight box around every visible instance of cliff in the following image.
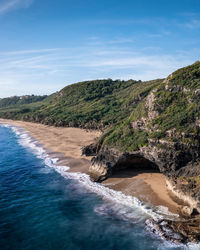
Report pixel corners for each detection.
[82,62,200,243]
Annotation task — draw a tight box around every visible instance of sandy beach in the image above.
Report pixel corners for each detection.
[102,169,183,214]
[0,119,100,174]
[0,118,182,215]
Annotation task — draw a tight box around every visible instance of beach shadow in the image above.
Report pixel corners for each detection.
[109,155,160,178]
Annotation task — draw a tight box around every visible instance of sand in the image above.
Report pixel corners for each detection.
[0,119,100,173]
[0,118,182,215]
[102,169,183,214]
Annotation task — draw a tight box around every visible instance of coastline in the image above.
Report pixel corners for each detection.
[0,118,101,174]
[0,118,182,216]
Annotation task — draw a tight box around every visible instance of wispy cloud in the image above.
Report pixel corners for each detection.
[147,30,171,38]
[84,17,162,27]
[185,19,200,29]
[0,0,32,15]
[88,37,134,46]
[0,48,59,56]
[0,39,198,97]
[0,46,196,82]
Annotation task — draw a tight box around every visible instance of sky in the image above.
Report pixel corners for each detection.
[0,0,200,97]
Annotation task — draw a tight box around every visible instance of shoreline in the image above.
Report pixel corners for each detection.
[102,169,183,215]
[0,119,101,175]
[0,118,182,216]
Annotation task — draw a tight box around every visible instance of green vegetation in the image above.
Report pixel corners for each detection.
[152,61,200,135]
[0,95,47,108]
[0,79,161,130]
[102,123,148,151]
[0,61,200,152]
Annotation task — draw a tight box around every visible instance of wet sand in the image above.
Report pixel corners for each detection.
[102,169,182,214]
[0,118,182,215]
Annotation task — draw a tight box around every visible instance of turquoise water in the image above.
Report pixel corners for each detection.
[0,125,197,250]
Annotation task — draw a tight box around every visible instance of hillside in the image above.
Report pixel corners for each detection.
[88,62,200,215]
[0,95,48,108]
[0,79,162,129]
[1,62,200,155]
[88,61,200,173]
[101,61,200,151]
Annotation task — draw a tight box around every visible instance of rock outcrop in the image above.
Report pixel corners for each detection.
[81,143,98,156]
[87,146,159,181]
[146,216,200,244]
[86,142,200,208]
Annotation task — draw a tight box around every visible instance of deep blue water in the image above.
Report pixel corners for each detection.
[0,125,195,250]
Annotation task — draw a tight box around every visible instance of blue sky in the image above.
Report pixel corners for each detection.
[0,0,200,97]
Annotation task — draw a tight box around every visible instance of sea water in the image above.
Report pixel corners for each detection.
[0,125,199,250]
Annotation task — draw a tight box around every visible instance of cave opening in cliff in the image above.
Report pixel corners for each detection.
[114,154,160,174]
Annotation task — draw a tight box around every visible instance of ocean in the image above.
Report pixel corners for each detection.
[0,124,199,250]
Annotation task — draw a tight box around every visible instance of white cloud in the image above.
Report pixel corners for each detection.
[87,37,134,46]
[185,19,200,29]
[0,0,33,15]
[0,44,198,97]
[0,48,59,56]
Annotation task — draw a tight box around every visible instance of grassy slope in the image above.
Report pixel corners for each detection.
[0,94,55,120]
[0,79,162,131]
[102,61,200,151]
[0,95,48,108]
[0,61,199,152]
[152,61,200,135]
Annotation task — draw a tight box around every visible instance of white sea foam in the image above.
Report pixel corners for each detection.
[1,123,200,249]
[155,206,179,218]
[1,124,67,170]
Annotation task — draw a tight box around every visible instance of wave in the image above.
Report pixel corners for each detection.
[1,123,199,249]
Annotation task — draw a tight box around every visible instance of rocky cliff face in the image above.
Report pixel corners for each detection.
[88,146,158,181]
[86,141,200,211]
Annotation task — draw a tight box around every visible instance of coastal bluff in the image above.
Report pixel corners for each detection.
[83,62,200,243]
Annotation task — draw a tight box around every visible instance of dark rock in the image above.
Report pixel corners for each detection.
[89,146,159,182]
[146,217,200,244]
[82,143,98,156]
